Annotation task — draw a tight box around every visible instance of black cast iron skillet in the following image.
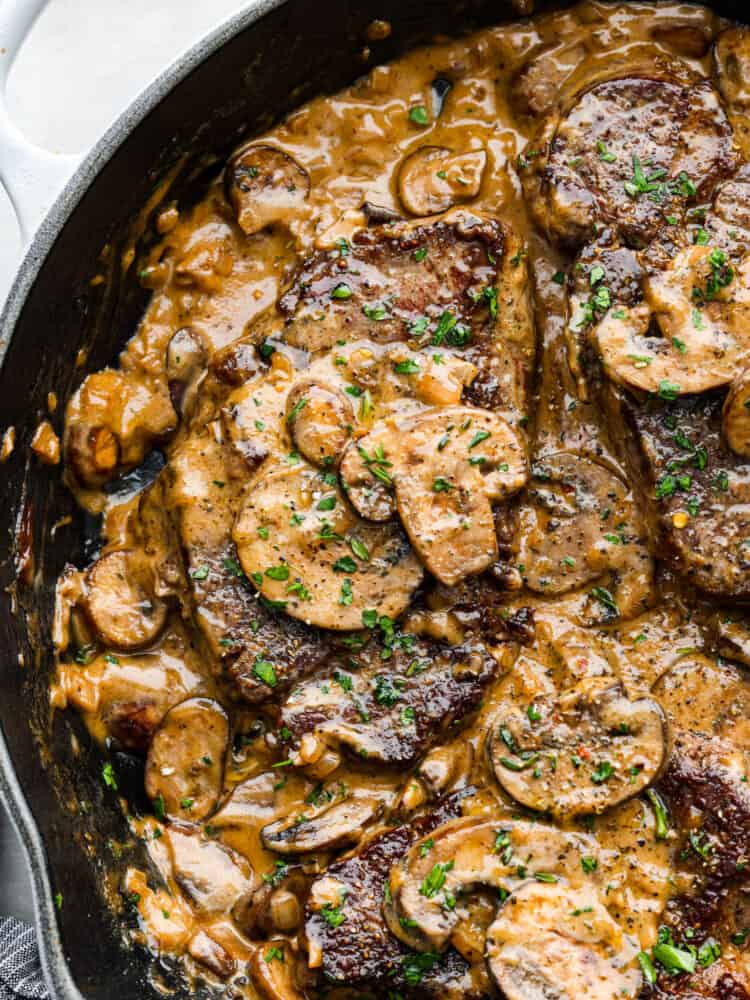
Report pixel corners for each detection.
[0,1,746,997]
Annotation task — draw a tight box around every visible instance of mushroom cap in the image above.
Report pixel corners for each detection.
[343,405,528,585]
[285,380,354,468]
[232,462,423,630]
[488,679,668,818]
[385,816,597,952]
[224,144,310,236]
[167,824,253,914]
[261,794,386,855]
[84,550,168,650]
[144,697,229,821]
[397,146,487,216]
[596,247,750,395]
[715,25,750,110]
[514,452,653,620]
[339,422,396,521]
[723,363,750,457]
[486,882,642,1000]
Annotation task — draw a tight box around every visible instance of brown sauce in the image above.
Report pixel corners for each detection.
[49,3,750,997]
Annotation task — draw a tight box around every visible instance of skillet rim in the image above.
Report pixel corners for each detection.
[2,1,748,996]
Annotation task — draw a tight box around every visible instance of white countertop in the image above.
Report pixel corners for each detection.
[0,0,249,924]
[0,0,248,303]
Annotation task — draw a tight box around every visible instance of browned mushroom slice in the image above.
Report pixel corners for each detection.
[103,699,161,752]
[715,27,750,111]
[249,940,308,1000]
[596,247,750,396]
[145,697,228,821]
[261,794,385,855]
[486,882,641,1000]
[723,365,750,458]
[84,550,167,650]
[653,654,750,748]
[345,406,527,584]
[66,423,120,488]
[392,406,527,585]
[232,462,423,630]
[187,931,236,980]
[339,423,396,522]
[285,381,353,468]
[397,147,486,216]
[64,369,176,492]
[225,144,310,236]
[166,326,207,419]
[489,680,667,818]
[236,865,309,937]
[385,816,595,952]
[514,453,653,620]
[166,824,253,913]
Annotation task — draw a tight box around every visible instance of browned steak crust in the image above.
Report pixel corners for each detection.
[524,75,738,249]
[276,213,534,422]
[304,790,489,998]
[279,635,497,766]
[645,731,750,999]
[617,389,750,599]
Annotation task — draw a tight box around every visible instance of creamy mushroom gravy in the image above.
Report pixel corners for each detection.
[49,2,750,998]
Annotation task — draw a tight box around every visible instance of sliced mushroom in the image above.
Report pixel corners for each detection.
[653,654,750,748]
[187,931,236,980]
[225,144,310,236]
[514,453,653,620]
[385,816,596,951]
[65,370,177,492]
[397,146,487,216]
[343,406,527,585]
[723,364,750,457]
[488,679,668,818]
[715,26,750,110]
[339,423,396,522]
[66,423,120,488]
[261,794,385,855]
[234,863,310,939]
[596,247,750,395]
[285,381,353,468]
[84,550,167,650]
[394,406,526,584]
[166,326,207,419]
[715,615,750,669]
[221,364,293,471]
[103,698,161,752]
[249,940,307,1000]
[166,824,253,914]
[486,882,641,1000]
[145,697,228,821]
[232,462,423,630]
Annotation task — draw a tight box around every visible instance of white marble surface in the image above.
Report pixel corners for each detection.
[0,0,248,925]
[0,0,248,304]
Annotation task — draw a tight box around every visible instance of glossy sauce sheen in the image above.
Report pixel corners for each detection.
[49,3,750,998]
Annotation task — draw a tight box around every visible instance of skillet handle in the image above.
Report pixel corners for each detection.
[0,0,81,244]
